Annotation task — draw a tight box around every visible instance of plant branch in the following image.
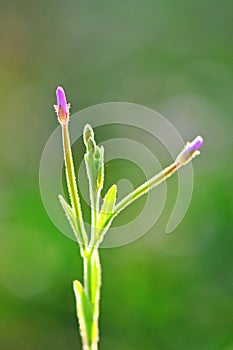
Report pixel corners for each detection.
[114,162,180,217]
[62,123,88,248]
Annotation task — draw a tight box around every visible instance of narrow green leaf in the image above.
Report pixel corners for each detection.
[58,194,83,245]
[73,280,93,348]
[97,184,117,229]
[59,194,74,219]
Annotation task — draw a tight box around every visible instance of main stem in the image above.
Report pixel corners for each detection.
[62,122,101,349]
[83,249,101,350]
[84,168,101,349]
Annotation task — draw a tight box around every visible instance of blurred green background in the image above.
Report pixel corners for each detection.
[0,0,232,349]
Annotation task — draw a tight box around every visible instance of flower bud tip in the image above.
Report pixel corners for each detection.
[54,86,70,124]
[83,124,94,146]
[186,136,203,153]
[176,135,204,165]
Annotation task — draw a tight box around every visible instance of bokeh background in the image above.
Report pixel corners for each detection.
[0,1,233,349]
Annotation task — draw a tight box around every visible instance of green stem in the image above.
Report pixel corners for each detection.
[95,162,181,234]
[92,162,182,248]
[83,249,101,350]
[85,343,98,350]
[90,192,100,248]
[83,249,100,304]
[114,162,180,216]
[62,123,88,247]
[83,251,92,302]
[83,153,102,349]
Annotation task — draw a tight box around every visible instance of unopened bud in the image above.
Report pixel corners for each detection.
[176,136,204,165]
[83,124,94,146]
[95,147,101,159]
[87,137,96,153]
[54,86,70,125]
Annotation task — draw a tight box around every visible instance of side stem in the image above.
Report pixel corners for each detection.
[114,162,180,217]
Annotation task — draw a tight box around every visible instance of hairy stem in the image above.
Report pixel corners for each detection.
[83,249,101,350]
[62,123,88,247]
[114,162,180,216]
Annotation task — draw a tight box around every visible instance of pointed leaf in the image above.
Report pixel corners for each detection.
[59,194,82,244]
[97,184,117,229]
[59,194,74,219]
[73,280,93,348]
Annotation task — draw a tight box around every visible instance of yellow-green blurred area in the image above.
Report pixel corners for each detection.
[0,0,233,349]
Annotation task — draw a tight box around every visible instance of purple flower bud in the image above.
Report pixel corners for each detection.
[176,135,204,165]
[54,86,70,124]
[56,86,67,112]
[186,136,203,153]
